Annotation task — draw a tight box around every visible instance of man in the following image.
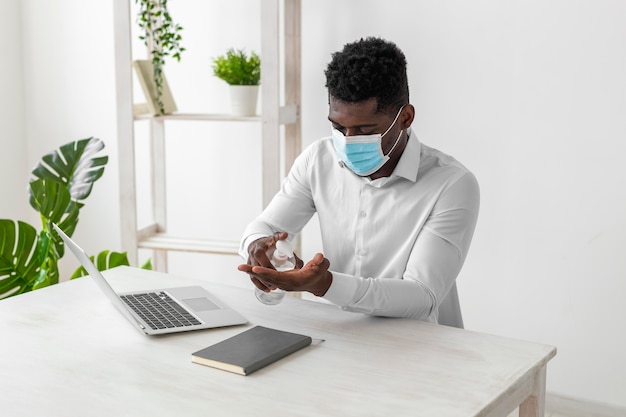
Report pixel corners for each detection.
[238,37,479,328]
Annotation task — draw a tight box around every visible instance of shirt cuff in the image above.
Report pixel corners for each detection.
[322,270,358,306]
[239,233,269,260]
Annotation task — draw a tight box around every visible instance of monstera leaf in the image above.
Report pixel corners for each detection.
[30,137,108,203]
[0,137,111,300]
[0,220,41,298]
[29,179,81,259]
[1,137,151,301]
[28,137,107,263]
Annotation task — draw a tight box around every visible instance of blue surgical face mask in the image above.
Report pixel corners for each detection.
[332,106,405,176]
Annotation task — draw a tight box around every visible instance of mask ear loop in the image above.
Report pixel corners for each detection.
[381,105,406,157]
[380,105,406,137]
[384,128,404,158]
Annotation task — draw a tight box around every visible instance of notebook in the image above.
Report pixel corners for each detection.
[192,326,312,375]
[53,223,247,336]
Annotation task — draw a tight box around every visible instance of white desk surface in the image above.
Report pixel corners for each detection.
[1,266,556,417]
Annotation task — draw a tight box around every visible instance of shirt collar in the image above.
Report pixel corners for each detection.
[391,128,421,182]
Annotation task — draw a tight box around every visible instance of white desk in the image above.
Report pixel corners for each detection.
[1,266,555,417]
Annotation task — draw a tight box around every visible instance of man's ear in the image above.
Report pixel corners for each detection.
[401,104,415,129]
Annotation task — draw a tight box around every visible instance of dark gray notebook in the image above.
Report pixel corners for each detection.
[191,326,312,375]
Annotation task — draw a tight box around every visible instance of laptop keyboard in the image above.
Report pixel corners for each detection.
[120,292,202,330]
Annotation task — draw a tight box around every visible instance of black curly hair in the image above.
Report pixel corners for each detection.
[325,37,409,113]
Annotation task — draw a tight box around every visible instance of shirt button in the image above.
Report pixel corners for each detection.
[357,249,366,256]
[359,211,367,218]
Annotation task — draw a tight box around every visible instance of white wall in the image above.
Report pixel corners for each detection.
[0,0,28,222]
[7,0,625,410]
[18,0,119,275]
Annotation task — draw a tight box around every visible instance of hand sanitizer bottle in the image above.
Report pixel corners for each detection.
[255,240,295,305]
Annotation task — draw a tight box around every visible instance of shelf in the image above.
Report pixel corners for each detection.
[135,223,239,255]
[134,112,261,122]
[115,0,301,271]
[138,233,240,255]
[133,104,297,124]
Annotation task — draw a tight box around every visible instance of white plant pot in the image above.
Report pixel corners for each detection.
[229,85,259,116]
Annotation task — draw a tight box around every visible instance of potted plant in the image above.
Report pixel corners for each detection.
[0,137,149,300]
[211,48,261,116]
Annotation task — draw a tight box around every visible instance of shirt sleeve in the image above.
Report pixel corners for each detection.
[238,145,318,260]
[323,172,480,321]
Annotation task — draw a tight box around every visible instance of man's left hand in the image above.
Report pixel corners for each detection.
[238,253,332,297]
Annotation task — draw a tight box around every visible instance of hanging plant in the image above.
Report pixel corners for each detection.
[135,0,185,114]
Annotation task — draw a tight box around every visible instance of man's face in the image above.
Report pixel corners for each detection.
[327,96,404,156]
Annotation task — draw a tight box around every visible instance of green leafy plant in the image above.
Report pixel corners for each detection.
[0,137,149,300]
[135,0,185,114]
[212,48,261,86]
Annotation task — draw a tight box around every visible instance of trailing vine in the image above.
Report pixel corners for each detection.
[135,0,185,114]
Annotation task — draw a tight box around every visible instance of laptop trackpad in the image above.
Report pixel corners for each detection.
[183,297,220,312]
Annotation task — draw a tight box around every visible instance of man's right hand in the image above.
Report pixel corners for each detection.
[243,232,294,291]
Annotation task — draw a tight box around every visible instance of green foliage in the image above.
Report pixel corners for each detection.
[0,138,149,301]
[70,252,152,279]
[0,221,41,298]
[212,48,261,86]
[135,0,185,114]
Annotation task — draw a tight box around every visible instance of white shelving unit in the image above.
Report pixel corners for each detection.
[113,0,301,271]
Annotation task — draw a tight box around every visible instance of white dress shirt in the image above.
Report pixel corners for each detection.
[240,129,479,327]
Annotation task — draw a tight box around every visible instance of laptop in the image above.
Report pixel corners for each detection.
[53,223,247,336]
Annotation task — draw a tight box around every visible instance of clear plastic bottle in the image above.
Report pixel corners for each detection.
[255,239,294,305]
